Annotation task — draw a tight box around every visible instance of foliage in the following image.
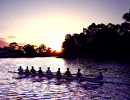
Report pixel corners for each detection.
[0,10,130,59]
[122,10,130,22]
[62,10,130,59]
[23,44,37,56]
[9,42,18,50]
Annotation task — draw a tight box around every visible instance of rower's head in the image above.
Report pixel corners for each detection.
[39,67,41,69]
[67,68,69,71]
[99,72,102,75]
[48,67,50,70]
[26,66,28,69]
[32,66,34,69]
[20,66,22,68]
[78,69,81,72]
[58,68,60,71]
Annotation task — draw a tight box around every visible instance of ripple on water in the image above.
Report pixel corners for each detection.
[0,58,130,100]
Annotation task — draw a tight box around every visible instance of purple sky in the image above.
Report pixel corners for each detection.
[0,0,129,51]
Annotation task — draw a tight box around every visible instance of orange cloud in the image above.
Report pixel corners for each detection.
[8,36,16,38]
[0,38,9,47]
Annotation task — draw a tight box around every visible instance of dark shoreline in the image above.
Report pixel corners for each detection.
[58,55,130,60]
[1,55,129,62]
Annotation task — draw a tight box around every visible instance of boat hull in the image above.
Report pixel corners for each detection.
[8,71,130,85]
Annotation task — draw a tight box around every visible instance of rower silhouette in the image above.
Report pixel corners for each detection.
[64,68,72,77]
[30,66,36,73]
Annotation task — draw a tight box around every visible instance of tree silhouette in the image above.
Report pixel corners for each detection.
[37,44,46,53]
[1,10,130,58]
[46,47,52,56]
[23,44,36,56]
[62,13,130,59]
[9,42,18,50]
[122,10,130,22]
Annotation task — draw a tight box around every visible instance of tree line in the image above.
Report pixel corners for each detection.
[0,43,60,57]
[61,10,130,59]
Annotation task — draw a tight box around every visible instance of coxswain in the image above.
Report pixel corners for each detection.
[25,66,29,73]
[46,67,52,75]
[18,66,23,72]
[64,68,72,77]
[77,69,82,78]
[56,68,61,77]
[95,72,103,80]
[30,66,36,73]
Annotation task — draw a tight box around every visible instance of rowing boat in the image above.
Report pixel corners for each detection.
[8,71,130,85]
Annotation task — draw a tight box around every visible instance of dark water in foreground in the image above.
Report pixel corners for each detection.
[0,57,130,100]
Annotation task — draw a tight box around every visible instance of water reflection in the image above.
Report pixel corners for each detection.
[0,57,129,99]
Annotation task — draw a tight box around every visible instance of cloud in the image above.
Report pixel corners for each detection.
[8,35,16,38]
[0,38,5,41]
[0,37,29,47]
[0,38,9,47]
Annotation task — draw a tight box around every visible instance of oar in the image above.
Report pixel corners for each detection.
[8,71,18,73]
[76,77,81,86]
[8,71,130,85]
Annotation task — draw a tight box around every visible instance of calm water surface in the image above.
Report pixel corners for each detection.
[0,57,130,100]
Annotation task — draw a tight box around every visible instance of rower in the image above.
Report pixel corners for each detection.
[38,67,43,74]
[18,66,23,72]
[30,66,36,73]
[96,72,104,80]
[56,68,61,77]
[64,68,72,77]
[25,66,29,73]
[77,69,82,78]
[38,67,43,77]
[46,67,52,75]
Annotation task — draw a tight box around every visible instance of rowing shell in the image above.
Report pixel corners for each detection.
[8,71,130,85]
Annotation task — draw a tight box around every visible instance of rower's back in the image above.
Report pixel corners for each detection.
[30,66,36,73]
[38,67,43,74]
[96,72,103,80]
[57,68,61,76]
[25,66,29,73]
[46,67,52,75]
[77,69,82,78]
[64,68,72,77]
[18,66,23,72]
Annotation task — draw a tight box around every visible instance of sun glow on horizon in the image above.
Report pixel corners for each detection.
[49,42,62,52]
[0,0,129,49]
[5,15,83,52]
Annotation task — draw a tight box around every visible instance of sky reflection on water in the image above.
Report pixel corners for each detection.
[0,57,130,100]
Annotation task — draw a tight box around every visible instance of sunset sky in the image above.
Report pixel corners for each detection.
[0,0,129,51]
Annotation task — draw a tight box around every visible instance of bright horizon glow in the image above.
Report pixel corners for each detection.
[0,0,130,51]
[5,15,84,52]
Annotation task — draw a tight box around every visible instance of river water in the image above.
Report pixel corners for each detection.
[0,57,129,100]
